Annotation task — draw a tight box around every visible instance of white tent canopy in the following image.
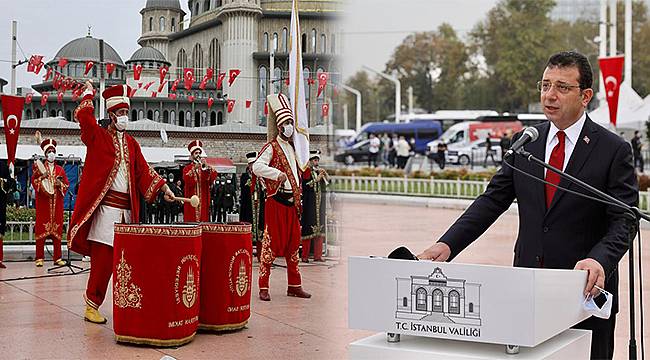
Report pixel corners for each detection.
[0,144,192,164]
[589,82,648,130]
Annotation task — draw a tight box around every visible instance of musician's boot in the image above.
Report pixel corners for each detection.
[54,259,66,266]
[84,305,107,324]
[259,289,271,301]
[287,286,311,299]
[35,259,44,267]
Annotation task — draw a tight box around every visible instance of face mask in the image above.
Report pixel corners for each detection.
[47,152,55,162]
[115,115,128,131]
[282,124,294,137]
[168,175,174,182]
[582,286,612,319]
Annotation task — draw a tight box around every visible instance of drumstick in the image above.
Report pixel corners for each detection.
[175,195,200,208]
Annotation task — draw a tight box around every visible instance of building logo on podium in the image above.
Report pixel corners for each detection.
[396,267,482,327]
[175,254,200,308]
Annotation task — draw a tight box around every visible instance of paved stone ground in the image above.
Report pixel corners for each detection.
[338,199,650,360]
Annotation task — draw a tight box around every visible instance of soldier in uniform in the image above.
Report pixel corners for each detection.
[240,152,266,260]
[300,150,329,262]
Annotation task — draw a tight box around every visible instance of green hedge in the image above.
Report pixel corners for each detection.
[5,206,70,222]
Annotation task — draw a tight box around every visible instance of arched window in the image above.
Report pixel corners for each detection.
[171,18,176,32]
[273,67,282,94]
[170,110,176,125]
[258,66,268,126]
[186,111,191,126]
[149,17,153,31]
[209,38,220,73]
[75,63,82,77]
[25,109,32,119]
[331,33,336,53]
[204,0,210,12]
[66,110,72,121]
[303,67,310,123]
[179,110,185,126]
[217,111,223,125]
[194,1,199,15]
[273,33,278,51]
[159,17,165,32]
[201,111,207,126]
[131,109,137,121]
[311,29,317,53]
[282,27,288,52]
[449,290,460,314]
[192,43,203,78]
[50,110,56,117]
[210,111,216,125]
[320,34,326,53]
[138,110,144,120]
[57,110,63,117]
[194,111,201,127]
[42,110,48,118]
[147,110,153,120]
[433,289,443,312]
[416,288,427,311]
[154,110,160,121]
[301,33,307,53]
[216,0,222,6]
[263,32,269,52]
[176,49,187,78]
[163,110,169,123]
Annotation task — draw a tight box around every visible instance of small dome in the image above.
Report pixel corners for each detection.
[127,47,170,65]
[52,36,124,66]
[145,0,182,10]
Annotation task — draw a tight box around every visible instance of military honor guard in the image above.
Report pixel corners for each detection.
[32,136,69,266]
[252,94,311,301]
[240,151,265,259]
[68,81,176,324]
[183,140,218,222]
[300,150,329,263]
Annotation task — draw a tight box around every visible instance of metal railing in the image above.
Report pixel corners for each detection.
[4,221,70,243]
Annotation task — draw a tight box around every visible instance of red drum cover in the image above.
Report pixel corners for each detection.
[199,222,252,331]
[113,224,202,346]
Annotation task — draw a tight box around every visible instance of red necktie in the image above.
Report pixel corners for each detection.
[545,131,565,208]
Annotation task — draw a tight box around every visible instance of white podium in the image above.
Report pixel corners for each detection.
[348,256,592,357]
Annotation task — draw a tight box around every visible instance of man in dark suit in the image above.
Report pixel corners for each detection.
[418,51,638,360]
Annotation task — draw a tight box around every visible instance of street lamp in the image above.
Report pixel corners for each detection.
[362,65,401,123]
[341,84,361,132]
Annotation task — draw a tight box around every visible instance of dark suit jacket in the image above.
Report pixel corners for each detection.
[439,116,638,313]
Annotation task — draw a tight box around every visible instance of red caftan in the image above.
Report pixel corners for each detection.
[32,162,69,261]
[183,163,217,222]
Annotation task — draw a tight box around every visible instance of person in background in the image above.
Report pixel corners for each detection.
[396,136,411,169]
[368,133,380,168]
[631,130,644,173]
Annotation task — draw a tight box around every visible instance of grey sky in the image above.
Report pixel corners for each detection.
[0,0,190,90]
[341,0,499,80]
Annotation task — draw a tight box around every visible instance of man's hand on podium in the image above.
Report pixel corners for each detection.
[574,258,605,297]
[417,242,451,262]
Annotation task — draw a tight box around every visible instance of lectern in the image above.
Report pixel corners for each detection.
[348,256,593,359]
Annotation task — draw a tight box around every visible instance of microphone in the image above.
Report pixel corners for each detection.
[504,127,539,158]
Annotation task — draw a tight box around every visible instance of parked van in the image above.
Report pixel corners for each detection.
[426,120,524,154]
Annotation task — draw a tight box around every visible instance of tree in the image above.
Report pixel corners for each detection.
[343,70,380,126]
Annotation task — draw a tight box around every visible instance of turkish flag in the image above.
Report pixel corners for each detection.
[208,97,214,109]
[317,72,329,98]
[58,57,68,68]
[216,72,226,90]
[40,93,49,106]
[228,69,241,86]
[184,68,195,90]
[322,103,330,117]
[57,92,63,104]
[307,78,315,85]
[227,99,235,113]
[159,66,169,84]
[199,75,209,90]
[143,81,155,91]
[106,63,116,75]
[1,95,25,166]
[599,55,625,127]
[171,78,180,92]
[134,64,143,81]
[27,55,44,73]
[157,80,168,93]
[206,67,214,80]
[84,61,94,76]
[285,77,290,86]
[169,93,177,100]
[43,67,53,82]
[63,77,74,91]
[25,93,33,104]
[188,95,195,103]
[137,82,143,89]
[129,87,137,97]
[246,100,252,108]
[151,92,157,98]
[52,74,61,90]
[71,90,80,102]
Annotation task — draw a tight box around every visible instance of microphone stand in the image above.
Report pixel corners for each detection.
[514,148,646,360]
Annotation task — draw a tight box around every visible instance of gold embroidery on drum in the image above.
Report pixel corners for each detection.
[174,254,200,308]
[114,249,143,309]
[228,249,251,297]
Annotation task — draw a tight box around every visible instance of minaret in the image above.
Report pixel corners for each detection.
[218,0,262,125]
[138,0,186,60]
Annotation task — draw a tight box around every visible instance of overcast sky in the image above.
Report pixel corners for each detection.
[0,0,190,90]
[341,0,499,80]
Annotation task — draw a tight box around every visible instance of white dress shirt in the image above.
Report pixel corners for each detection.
[544,112,586,176]
[252,137,299,191]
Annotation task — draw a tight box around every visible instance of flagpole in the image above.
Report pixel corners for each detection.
[10,21,17,96]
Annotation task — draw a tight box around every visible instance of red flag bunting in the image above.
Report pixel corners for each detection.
[285,77,290,86]
[307,78,315,85]
[25,93,33,104]
[227,99,235,113]
[106,63,116,75]
[159,66,169,84]
[171,78,180,92]
[43,68,53,82]
[206,67,214,80]
[184,68,195,90]
[317,72,329,97]
[188,95,195,103]
[40,93,49,106]
[246,100,252,108]
[84,61,94,76]
[599,55,625,127]
[199,75,209,90]
[57,57,68,68]
[151,92,157,98]
[143,81,155,91]
[57,92,63,104]
[129,87,137,97]
[1,95,25,166]
[322,103,330,117]
[157,80,168,93]
[228,69,241,86]
[27,55,44,74]
[208,97,214,109]
[216,72,226,90]
[134,64,143,81]
[169,93,177,100]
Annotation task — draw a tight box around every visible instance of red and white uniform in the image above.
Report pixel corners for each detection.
[32,159,69,262]
[183,140,217,222]
[252,137,302,290]
[69,85,165,310]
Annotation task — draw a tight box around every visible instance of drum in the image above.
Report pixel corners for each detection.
[199,222,252,331]
[113,224,202,346]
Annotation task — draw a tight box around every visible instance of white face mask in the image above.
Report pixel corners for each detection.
[582,286,613,319]
[46,152,55,163]
[115,115,128,131]
[282,124,294,138]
